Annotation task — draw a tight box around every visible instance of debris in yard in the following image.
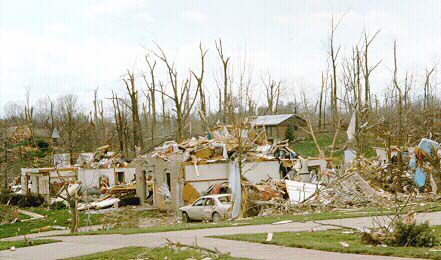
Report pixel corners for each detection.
[51,225,67,230]
[272,220,292,225]
[163,238,234,260]
[266,232,273,242]
[9,246,16,251]
[339,241,350,248]
[31,226,54,232]
[285,180,319,204]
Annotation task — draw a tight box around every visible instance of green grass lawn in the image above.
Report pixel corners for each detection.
[65,246,248,260]
[61,202,441,237]
[215,226,441,259]
[0,207,103,239]
[292,132,376,159]
[0,239,60,251]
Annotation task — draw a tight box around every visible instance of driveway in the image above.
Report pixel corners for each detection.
[1,211,441,260]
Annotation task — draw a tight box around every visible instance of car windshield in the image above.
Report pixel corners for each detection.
[218,195,232,204]
[193,198,205,206]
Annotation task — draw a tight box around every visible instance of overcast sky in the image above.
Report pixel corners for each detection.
[0,0,440,112]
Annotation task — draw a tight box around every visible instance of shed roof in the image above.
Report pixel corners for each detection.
[251,114,300,126]
[33,128,52,138]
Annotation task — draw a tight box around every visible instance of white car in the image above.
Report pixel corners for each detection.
[179,194,232,223]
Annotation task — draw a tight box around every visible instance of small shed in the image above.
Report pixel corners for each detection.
[6,125,60,144]
[251,114,306,143]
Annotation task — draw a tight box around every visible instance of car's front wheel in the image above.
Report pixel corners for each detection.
[182,212,190,223]
[212,212,221,223]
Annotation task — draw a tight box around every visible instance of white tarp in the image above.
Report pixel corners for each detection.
[229,160,242,219]
[347,112,356,141]
[344,149,356,166]
[285,180,319,203]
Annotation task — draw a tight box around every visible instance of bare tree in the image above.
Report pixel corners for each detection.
[191,43,209,131]
[329,15,345,126]
[110,91,129,157]
[362,30,381,112]
[152,45,199,141]
[318,71,328,129]
[262,74,281,115]
[92,88,106,146]
[393,41,403,142]
[123,70,144,152]
[55,170,79,233]
[58,95,78,165]
[143,55,157,143]
[24,89,34,137]
[423,66,435,111]
[215,39,231,123]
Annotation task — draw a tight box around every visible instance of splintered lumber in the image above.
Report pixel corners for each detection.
[108,186,136,195]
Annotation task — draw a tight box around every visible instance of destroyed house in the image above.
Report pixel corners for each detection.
[19,147,149,206]
[251,114,306,143]
[144,126,286,212]
[146,152,280,212]
[20,167,79,201]
[66,146,141,191]
[78,166,137,191]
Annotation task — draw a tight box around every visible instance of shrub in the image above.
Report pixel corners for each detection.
[1,193,45,207]
[0,205,19,224]
[118,196,140,207]
[388,221,438,247]
[50,201,67,210]
[286,126,296,142]
[17,194,45,208]
[36,140,50,151]
[0,193,22,205]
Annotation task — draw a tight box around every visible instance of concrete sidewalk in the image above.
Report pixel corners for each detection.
[2,210,440,260]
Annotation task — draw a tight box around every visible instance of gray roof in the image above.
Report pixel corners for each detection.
[251,114,298,126]
[33,128,51,138]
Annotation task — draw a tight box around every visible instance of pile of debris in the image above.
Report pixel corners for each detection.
[246,179,290,216]
[307,137,441,210]
[347,138,440,196]
[151,125,297,164]
[78,183,137,211]
[49,181,137,212]
[76,145,129,169]
[351,157,414,194]
[307,172,392,209]
[152,127,441,217]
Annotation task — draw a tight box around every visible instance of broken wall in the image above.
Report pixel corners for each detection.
[78,168,136,188]
[150,153,184,211]
[184,162,229,192]
[79,168,114,188]
[242,161,280,184]
[183,160,280,193]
